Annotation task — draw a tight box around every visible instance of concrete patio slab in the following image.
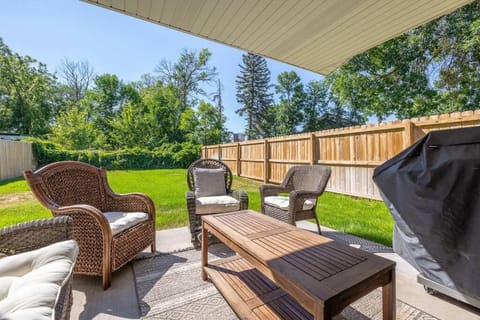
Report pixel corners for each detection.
[70,223,480,320]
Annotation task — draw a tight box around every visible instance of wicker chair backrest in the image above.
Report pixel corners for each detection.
[283,165,331,194]
[24,161,107,211]
[187,158,233,193]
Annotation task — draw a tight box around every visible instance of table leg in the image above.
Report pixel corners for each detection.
[201,220,209,281]
[314,303,332,320]
[382,268,396,320]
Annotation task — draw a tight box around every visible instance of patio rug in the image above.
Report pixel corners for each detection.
[133,232,437,320]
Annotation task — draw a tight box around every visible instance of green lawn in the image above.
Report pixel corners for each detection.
[0,169,393,246]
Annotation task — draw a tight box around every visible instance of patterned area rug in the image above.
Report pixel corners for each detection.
[133,232,437,320]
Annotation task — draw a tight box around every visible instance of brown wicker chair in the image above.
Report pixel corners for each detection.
[186,158,248,247]
[24,161,156,289]
[260,165,331,234]
[0,216,75,320]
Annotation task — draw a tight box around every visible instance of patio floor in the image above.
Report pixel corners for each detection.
[70,221,480,320]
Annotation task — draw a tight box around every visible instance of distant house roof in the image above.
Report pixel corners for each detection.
[0,133,27,141]
[82,0,472,75]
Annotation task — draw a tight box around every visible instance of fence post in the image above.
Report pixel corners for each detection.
[264,139,269,183]
[310,133,316,165]
[403,120,415,149]
[218,144,222,160]
[236,143,241,176]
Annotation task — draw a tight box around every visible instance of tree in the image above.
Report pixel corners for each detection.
[235,53,274,139]
[109,101,150,149]
[327,34,436,121]
[80,74,133,139]
[179,108,199,144]
[274,71,305,135]
[50,106,101,149]
[325,1,480,121]
[135,73,158,90]
[110,82,182,149]
[426,0,480,112]
[318,103,364,130]
[195,100,228,145]
[155,48,217,111]
[0,38,57,136]
[57,58,95,105]
[302,81,329,132]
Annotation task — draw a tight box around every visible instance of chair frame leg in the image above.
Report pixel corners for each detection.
[314,215,322,235]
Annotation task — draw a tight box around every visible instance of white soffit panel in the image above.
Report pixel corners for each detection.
[82,0,473,75]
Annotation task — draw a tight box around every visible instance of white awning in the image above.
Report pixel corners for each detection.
[82,0,473,75]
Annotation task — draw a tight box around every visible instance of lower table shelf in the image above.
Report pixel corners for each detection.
[204,255,313,320]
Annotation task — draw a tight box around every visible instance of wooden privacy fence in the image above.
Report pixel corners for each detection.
[0,140,34,181]
[202,110,480,200]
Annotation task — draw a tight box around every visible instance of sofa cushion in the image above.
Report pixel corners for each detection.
[264,196,316,211]
[195,195,240,215]
[103,211,149,236]
[193,168,227,197]
[0,239,78,320]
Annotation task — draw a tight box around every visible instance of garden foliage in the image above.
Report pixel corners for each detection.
[31,138,201,169]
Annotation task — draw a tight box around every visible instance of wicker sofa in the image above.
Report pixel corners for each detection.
[24,161,156,289]
[0,216,78,320]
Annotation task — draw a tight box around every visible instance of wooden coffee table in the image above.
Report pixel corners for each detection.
[201,210,396,320]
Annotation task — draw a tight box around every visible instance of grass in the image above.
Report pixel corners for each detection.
[0,169,393,246]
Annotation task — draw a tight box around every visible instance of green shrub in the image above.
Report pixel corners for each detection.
[29,138,201,169]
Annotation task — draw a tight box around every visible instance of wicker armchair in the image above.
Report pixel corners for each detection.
[0,216,75,320]
[24,161,156,289]
[186,158,248,247]
[260,165,331,234]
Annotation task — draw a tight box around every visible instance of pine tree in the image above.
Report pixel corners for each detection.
[235,53,274,139]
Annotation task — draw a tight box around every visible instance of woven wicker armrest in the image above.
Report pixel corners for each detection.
[186,191,196,205]
[289,190,320,210]
[232,189,249,210]
[259,184,288,197]
[185,191,197,237]
[54,203,112,237]
[105,191,155,218]
[0,216,72,256]
[260,185,288,214]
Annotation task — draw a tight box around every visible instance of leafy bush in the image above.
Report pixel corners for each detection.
[30,138,201,169]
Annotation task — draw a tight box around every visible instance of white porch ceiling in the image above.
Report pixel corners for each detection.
[82,0,473,75]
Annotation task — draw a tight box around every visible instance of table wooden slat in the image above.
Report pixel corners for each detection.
[206,255,313,320]
[202,210,396,320]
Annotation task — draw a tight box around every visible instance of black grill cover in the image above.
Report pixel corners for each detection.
[373,126,480,298]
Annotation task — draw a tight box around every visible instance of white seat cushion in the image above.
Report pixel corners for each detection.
[195,195,240,215]
[103,211,149,236]
[264,196,316,211]
[0,240,78,320]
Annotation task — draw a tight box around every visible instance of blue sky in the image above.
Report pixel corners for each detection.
[0,0,324,133]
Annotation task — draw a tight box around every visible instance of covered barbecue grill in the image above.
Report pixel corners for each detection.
[373,126,480,307]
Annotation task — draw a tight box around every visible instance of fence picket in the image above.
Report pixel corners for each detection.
[0,140,34,181]
[204,110,480,200]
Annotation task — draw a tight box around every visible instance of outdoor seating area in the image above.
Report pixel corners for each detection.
[0,158,478,319]
[2,1,480,318]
